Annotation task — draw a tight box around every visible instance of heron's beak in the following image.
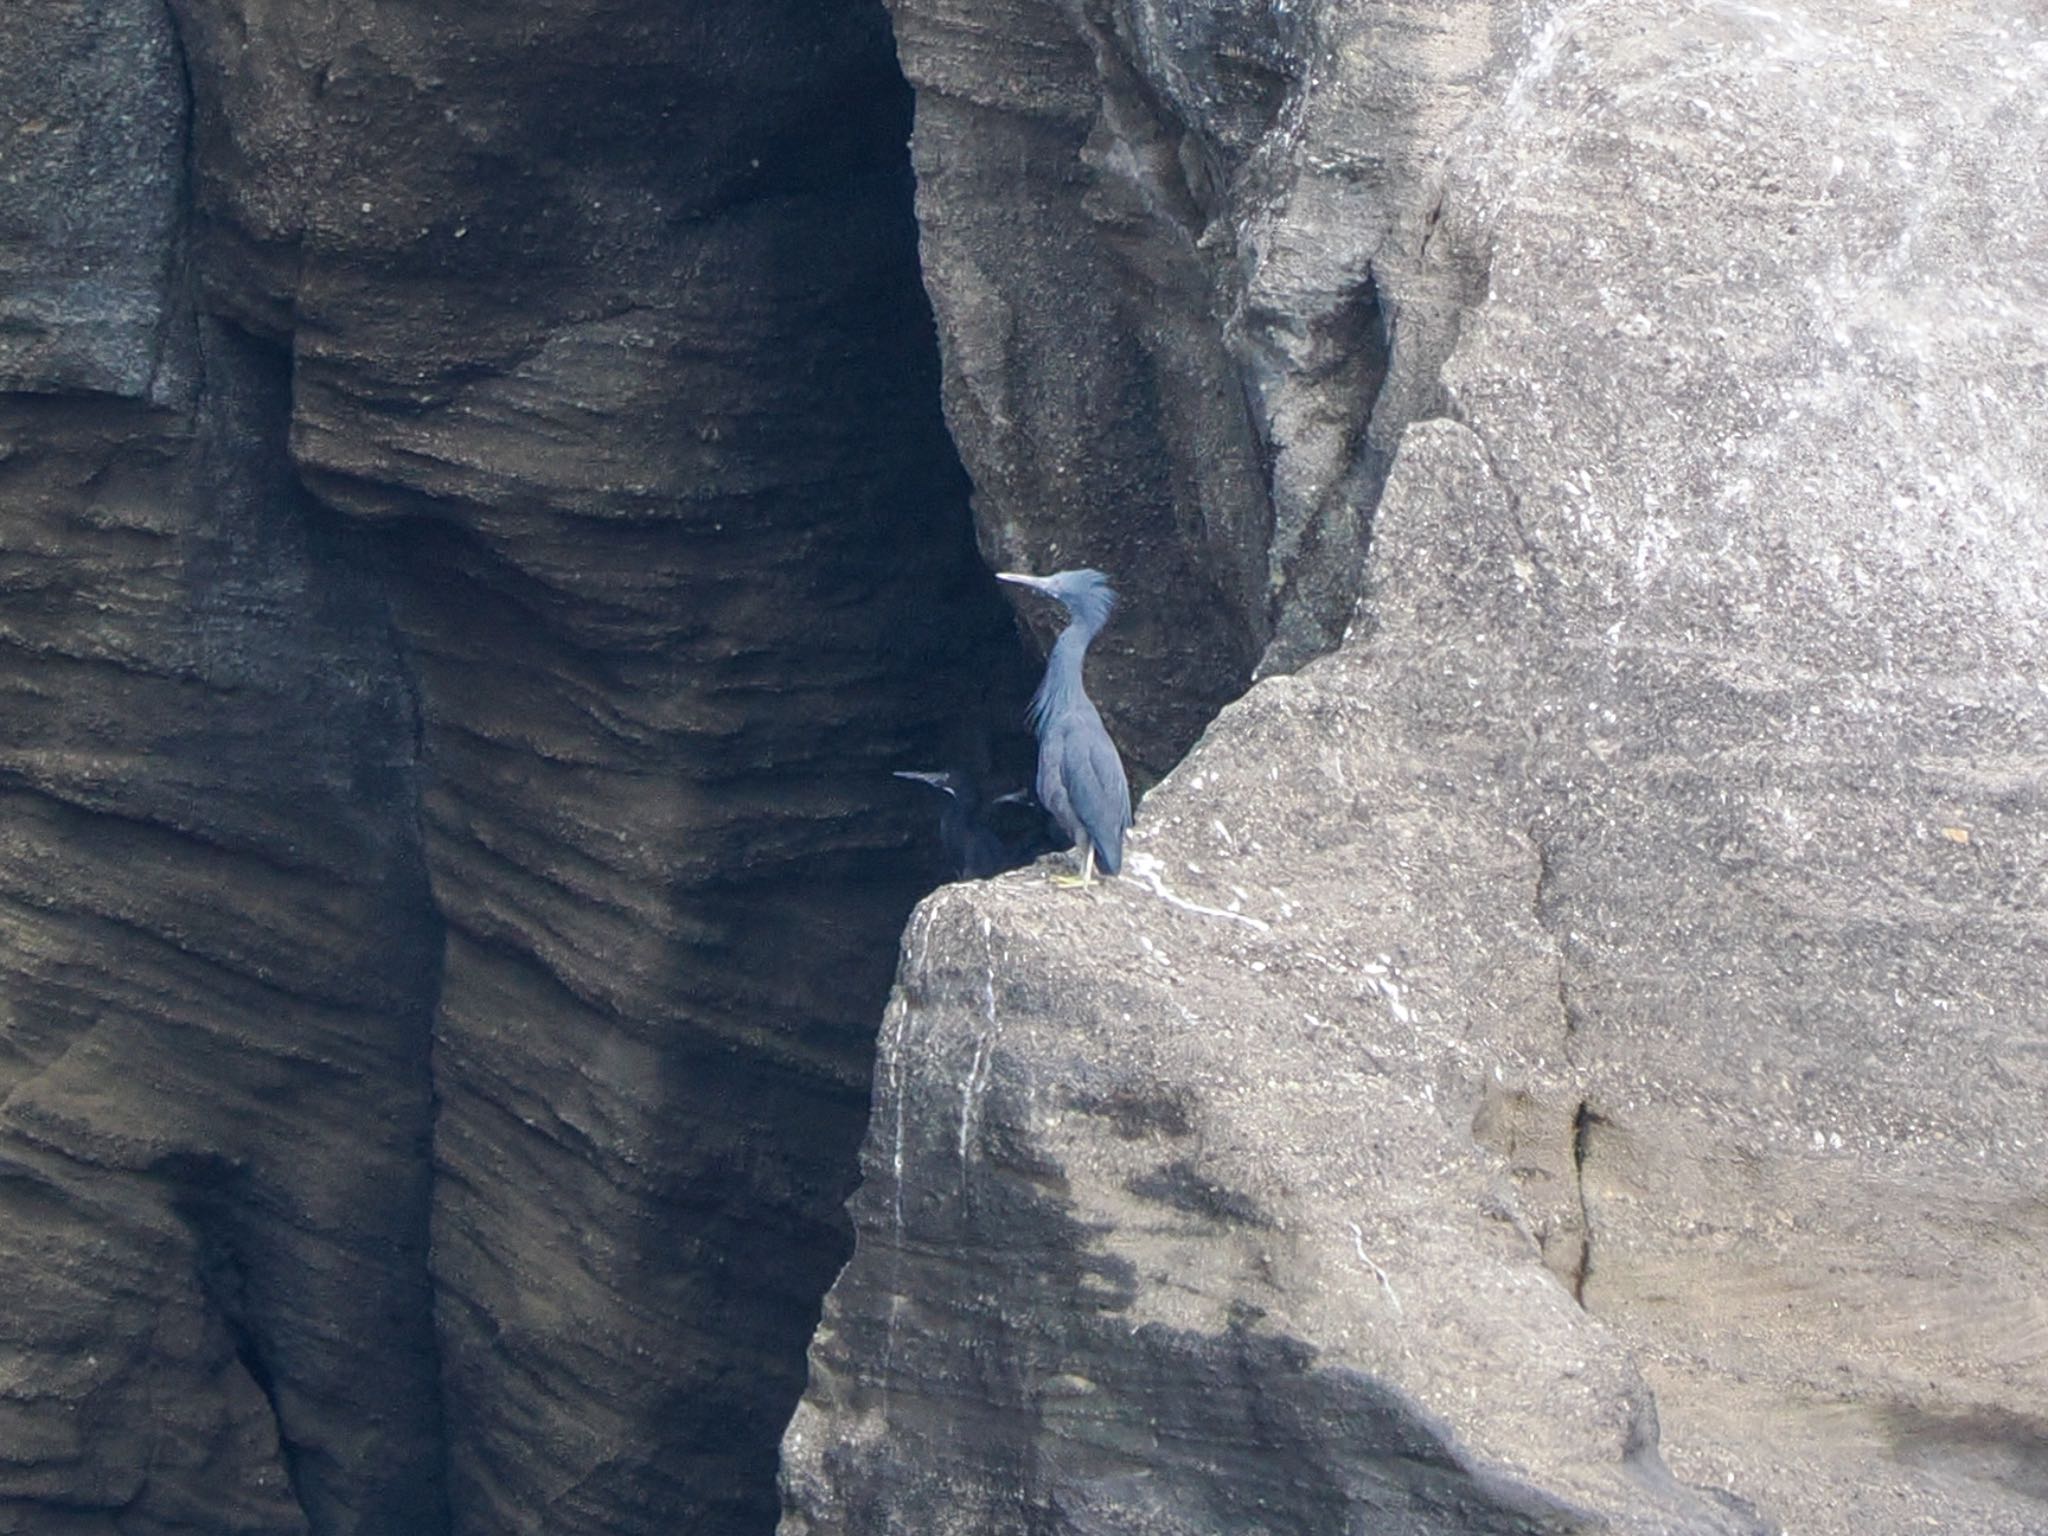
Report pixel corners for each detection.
[893,770,947,788]
[995,571,1049,592]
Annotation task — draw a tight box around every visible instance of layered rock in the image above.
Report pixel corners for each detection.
[784,1,2048,1531]
[0,9,443,1531]
[5,2,1030,1533]
[164,1,1035,1529]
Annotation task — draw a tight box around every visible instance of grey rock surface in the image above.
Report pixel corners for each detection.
[785,0,2048,1532]
[888,0,1503,770]
[0,0,186,397]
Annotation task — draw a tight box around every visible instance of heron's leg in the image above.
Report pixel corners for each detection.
[1049,843,1097,888]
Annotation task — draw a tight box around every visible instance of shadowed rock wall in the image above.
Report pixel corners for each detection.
[2,4,446,1529]
[889,0,1501,771]
[1,3,1032,1533]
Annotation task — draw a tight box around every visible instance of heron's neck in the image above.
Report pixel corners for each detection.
[1056,614,1103,668]
[1030,617,1100,731]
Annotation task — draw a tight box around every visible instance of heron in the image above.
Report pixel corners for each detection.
[894,768,1022,879]
[995,567,1132,886]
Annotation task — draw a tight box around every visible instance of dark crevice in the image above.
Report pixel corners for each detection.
[1418,186,1448,260]
[1331,272,1393,471]
[279,12,1040,1535]
[169,1161,316,1529]
[1569,1100,1604,1307]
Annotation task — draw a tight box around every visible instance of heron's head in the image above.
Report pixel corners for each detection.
[995,567,1117,631]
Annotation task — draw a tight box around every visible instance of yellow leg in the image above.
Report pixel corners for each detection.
[1050,843,1097,888]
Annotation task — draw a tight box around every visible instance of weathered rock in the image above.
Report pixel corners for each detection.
[781,669,1767,1535]
[889,0,1502,772]
[784,1,2048,1532]
[1425,5,2048,1528]
[5,2,1033,1533]
[159,1,1035,1530]
[0,16,447,1518]
[0,335,449,1536]
[0,0,185,397]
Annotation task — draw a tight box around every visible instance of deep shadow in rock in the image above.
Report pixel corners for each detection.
[264,12,1047,1533]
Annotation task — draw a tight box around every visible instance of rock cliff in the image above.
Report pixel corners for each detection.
[4,2,1028,1533]
[3,0,2044,1534]
[783,1,2048,1533]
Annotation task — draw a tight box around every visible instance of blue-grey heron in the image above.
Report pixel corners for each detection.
[995,568,1132,886]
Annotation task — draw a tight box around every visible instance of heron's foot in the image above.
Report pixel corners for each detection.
[1049,844,1099,888]
[1047,871,1095,888]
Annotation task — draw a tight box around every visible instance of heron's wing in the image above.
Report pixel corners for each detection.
[1036,741,1074,842]
[1061,722,1131,871]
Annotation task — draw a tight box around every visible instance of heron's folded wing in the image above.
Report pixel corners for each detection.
[1061,726,1131,869]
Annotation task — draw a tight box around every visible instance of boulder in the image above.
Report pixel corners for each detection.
[783,1,2048,1531]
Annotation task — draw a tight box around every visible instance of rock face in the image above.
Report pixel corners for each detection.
[2,3,1030,1534]
[7,0,2045,1530]
[891,0,1505,770]
[784,1,2048,1533]
[1,6,445,1531]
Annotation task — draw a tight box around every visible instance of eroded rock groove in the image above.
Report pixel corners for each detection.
[3,3,1037,1533]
